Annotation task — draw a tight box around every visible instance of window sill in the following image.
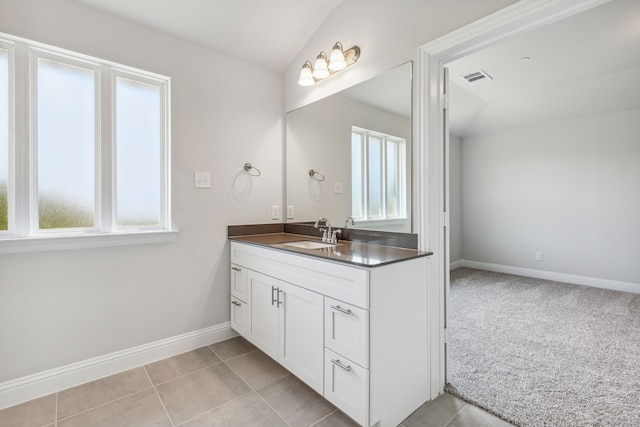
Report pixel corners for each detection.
[0,230,179,255]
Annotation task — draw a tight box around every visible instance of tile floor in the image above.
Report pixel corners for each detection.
[0,336,513,427]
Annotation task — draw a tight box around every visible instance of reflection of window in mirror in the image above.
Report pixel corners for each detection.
[351,126,406,223]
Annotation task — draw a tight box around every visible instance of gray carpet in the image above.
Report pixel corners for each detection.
[445,268,640,427]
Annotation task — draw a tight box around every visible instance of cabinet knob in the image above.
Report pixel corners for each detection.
[231,300,242,307]
[331,358,352,372]
[331,305,351,315]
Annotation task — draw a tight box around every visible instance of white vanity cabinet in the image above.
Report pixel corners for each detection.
[247,269,324,393]
[230,240,429,427]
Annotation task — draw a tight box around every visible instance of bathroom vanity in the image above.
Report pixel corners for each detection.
[228,230,431,427]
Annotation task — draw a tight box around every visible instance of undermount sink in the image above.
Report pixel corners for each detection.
[283,241,337,250]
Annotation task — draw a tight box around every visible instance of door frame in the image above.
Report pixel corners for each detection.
[416,0,611,397]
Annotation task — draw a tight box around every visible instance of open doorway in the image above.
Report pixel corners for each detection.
[417,0,636,418]
[435,0,640,424]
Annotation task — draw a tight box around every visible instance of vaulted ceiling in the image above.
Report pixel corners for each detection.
[73,0,345,73]
[447,0,640,137]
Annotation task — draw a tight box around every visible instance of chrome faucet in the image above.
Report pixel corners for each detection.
[314,217,341,243]
[314,217,331,242]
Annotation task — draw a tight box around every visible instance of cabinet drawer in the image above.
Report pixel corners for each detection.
[325,298,369,368]
[230,298,249,336]
[324,348,369,426]
[231,264,248,302]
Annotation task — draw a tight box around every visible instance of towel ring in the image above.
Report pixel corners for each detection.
[309,169,326,181]
[244,163,261,177]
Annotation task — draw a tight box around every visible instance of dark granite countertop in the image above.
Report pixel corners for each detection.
[229,232,432,268]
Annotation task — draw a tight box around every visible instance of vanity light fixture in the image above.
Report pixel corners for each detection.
[298,42,360,86]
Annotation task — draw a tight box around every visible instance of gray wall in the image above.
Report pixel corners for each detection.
[460,108,640,284]
[449,135,463,264]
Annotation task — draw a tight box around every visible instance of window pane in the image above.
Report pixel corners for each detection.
[116,77,161,227]
[386,140,399,217]
[37,58,95,229]
[0,49,8,231]
[351,132,363,218]
[368,135,382,218]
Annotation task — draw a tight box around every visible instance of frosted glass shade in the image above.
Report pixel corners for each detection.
[329,44,346,71]
[298,62,315,86]
[312,53,329,79]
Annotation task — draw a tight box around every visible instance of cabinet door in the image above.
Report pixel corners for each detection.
[279,282,324,394]
[248,271,279,361]
[325,297,369,368]
[230,298,249,336]
[230,264,248,302]
[324,348,369,426]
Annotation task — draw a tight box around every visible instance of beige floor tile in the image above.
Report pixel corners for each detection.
[258,375,336,427]
[310,409,360,427]
[57,367,152,419]
[210,336,256,360]
[0,393,56,427]
[179,391,288,427]
[57,388,170,427]
[225,349,289,389]
[401,393,466,427]
[145,347,221,385]
[447,404,515,427]
[156,363,250,424]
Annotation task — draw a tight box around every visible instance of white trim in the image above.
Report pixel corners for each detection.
[449,259,463,270]
[457,260,640,294]
[0,229,178,254]
[0,322,237,410]
[417,0,613,400]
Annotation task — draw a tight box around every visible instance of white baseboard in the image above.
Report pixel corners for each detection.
[0,322,237,410]
[450,260,464,270]
[458,260,640,294]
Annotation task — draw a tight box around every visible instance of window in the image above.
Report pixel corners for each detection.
[351,127,407,222]
[0,34,174,253]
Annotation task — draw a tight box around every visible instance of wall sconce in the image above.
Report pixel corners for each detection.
[298,42,360,86]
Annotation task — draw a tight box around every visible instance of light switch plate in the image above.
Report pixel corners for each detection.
[194,172,211,189]
[334,182,344,194]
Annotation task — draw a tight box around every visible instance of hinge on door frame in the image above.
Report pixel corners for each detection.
[444,327,449,344]
[442,211,449,227]
[443,92,449,110]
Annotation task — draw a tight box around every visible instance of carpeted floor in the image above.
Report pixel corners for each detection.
[445,268,640,426]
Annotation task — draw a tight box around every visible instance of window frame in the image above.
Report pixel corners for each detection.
[0,33,175,254]
[351,126,408,225]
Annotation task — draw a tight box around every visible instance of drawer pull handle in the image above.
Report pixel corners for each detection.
[231,300,242,307]
[331,305,351,315]
[231,267,242,272]
[331,359,352,372]
[271,286,277,306]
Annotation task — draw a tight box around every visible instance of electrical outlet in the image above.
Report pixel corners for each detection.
[334,182,344,194]
[536,251,543,261]
[271,205,280,220]
[287,205,294,219]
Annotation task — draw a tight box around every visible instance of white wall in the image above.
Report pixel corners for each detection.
[283,0,518,113]
[0,0,283,383]
[0,0,519,394]
[461,108,640,284]
[449,135,463,263]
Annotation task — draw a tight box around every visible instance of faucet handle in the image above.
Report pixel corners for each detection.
[345,216,356,228]
[330,229,341,244]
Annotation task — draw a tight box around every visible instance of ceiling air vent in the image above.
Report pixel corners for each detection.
[461,70,493,86]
